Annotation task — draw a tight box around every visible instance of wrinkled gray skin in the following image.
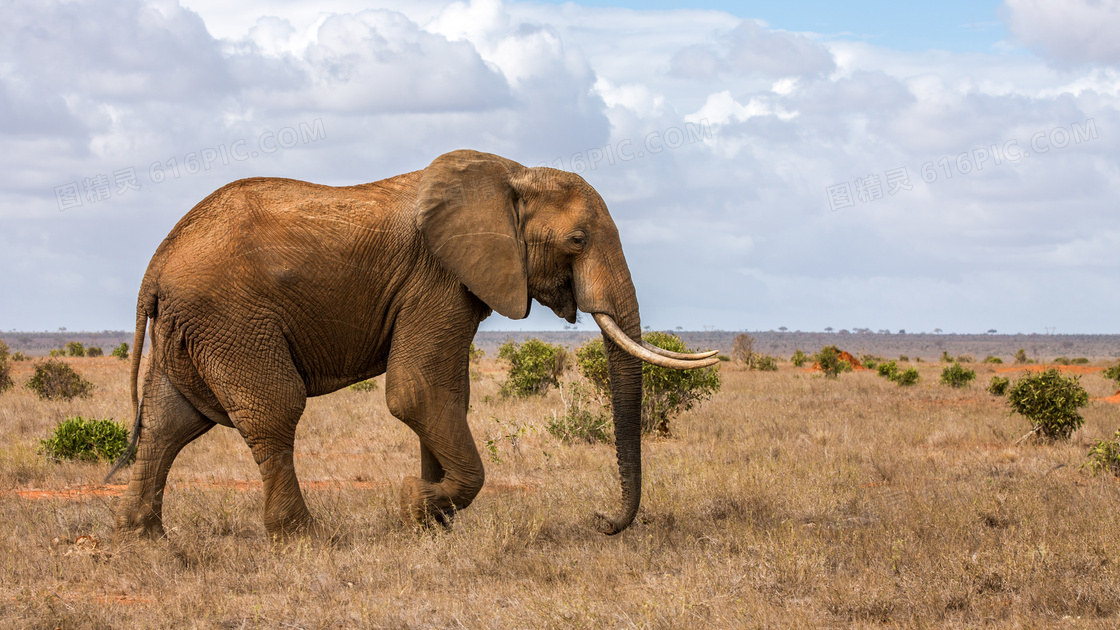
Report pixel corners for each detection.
[112,150,652,541]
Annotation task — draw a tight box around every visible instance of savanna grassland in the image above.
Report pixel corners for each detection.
[2,353,1120,628]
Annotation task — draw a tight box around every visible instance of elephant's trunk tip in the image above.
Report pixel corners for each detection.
[594,510,636,536]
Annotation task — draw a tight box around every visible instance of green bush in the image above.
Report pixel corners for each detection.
[66,342,86,357]
[982,355,1003,364]
[754,354,779,371]
[1014,348,1030,364]
[0,341,12,393]
[349,379,378,392]
[1053,357,1071,365]
[575,332,721,436]
[717,354,731,362]
[85,346,104,357]
[1007,368,1089,441]
[498,338,567,398]
[1071,357,1089,365]
[38,416,131,463]
[988,376,1010,396]
[940,363,976,388]
[940,351,953,363]
[1104,362,1120,386]
[877,360,899,380]
[814,345,851,379]
[469,343,485,361]
[111,343,130,360]
[48,348,65,357]
[790,349,808,367]
[25,359,95,400]
[860,355,882,371]
[548,380,612,444]
[1082,430,1120,477]
[12,351,28,361]
[956,354,974,363]
[894,368,920,387]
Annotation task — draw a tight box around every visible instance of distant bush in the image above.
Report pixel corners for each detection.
[26,360,95,401]
[1103,363,1120,386]
[85,346,103,357]
[548,380,612,444]
[790,349,808,367]
[12,351,28,361]
[940,351,953,363]
[498,338,567,398]
[48,349,65,357]
[110,340,128,360]
[732,334,754,365]
[1014,348,1030,364]
[894,368,920,387]
[861,355,883,371]
[940,363,976,389]
[469,343,484,361]
[1007,368,1089,441]
[898,355,909,362]
[1082,430,1120,477]
[982,355,1003,364]
[66,342,86,357]
[877,360,899,380]
[717,354,730,362]
[753,354,779,372]
[38,416,131,463]
[575,332,721,436]
[1071,357,1089,365]
[815,345,852,379]
[0,341,12,393]
[349,379,378,392]
[988,376,1010,396]
[1053,357,1071,365]
[956,354,974,363]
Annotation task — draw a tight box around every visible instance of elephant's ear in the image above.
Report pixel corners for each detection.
[416,150,530,320]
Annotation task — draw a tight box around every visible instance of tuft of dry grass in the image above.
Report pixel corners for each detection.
[1,357,1119,627]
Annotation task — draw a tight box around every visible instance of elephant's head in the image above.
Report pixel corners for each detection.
[416,150,718,535]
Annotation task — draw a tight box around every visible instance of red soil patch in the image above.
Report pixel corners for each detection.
[1094,391,1120,404]
[994,364,1103,375]
[806,349,867,372]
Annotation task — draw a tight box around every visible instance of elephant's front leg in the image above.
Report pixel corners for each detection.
[386,371,483,528]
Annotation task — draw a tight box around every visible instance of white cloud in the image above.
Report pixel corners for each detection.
[1004,0,1120,67]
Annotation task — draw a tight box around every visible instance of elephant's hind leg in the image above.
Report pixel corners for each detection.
[115,374,215,539]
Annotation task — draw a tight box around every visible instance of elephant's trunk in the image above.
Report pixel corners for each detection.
[594,306,644,535]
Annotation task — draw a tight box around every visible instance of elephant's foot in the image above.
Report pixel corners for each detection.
[267,516,347,548]
[113,497,166,541]
[399,476,455,529]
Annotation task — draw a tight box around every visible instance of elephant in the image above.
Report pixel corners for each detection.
[107,149,718,542]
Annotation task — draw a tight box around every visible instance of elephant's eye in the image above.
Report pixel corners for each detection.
[569,233,586,247]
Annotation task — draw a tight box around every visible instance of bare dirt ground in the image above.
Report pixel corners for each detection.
[2,355,1120,628]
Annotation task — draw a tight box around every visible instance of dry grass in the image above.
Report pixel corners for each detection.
[2,356,1120,628]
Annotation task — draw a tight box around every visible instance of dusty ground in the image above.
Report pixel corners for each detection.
[2,355,1119,628]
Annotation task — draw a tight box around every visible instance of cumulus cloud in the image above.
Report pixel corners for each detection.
[670,20,835,79]
[1004,0,1120,66]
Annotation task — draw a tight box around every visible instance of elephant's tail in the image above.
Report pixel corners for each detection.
[105,291,156,483]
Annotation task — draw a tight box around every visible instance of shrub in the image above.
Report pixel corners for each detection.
[349,379,378,392]
[1007,368,1089,441]
[732,333,754,365]
[25,360,95,400]
[0,341,11,394]
[988,376,1010,396]
[1104,362,1120,386]
[814,345,851,379]
[468,343,485,361]
[1082,430,1120,477]
[940,351,953,363]
[982,355,1003,364]
[48,349,65,357]
[898,355,909,362]
[860,355,883,371]
[790,349,808,367]
[1071,357,1089,365]
[754,354,779,372]
[66,342,86,357]
[498,338,566,398]
[1053,357,1071,365]
[85,346,104,357]
[1014,348,1030,364]
[940,363,976,388]
[894,368,920,386]
[956,354,974,363]
[717,354,730,362]
[110,343,130,360]
[12,351,28,361]
[575,332,721,436]
[38,416,131,463]
[548,380,612,444]
[877,360,899,380]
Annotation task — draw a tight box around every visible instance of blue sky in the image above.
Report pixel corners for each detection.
[1,0,1119,334]
[535,0,1008,51]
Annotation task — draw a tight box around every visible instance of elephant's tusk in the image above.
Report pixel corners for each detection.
[640,341,718,361]
[593,313,721,370]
